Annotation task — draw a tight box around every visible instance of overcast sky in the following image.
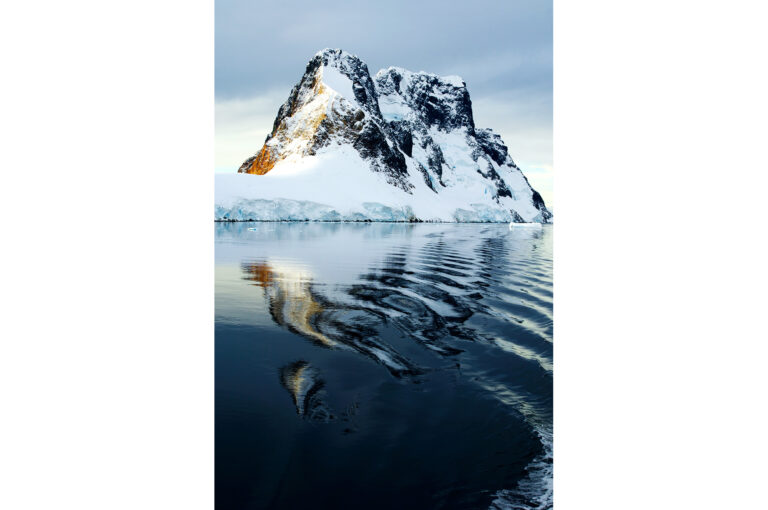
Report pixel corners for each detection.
[215,0,553,205]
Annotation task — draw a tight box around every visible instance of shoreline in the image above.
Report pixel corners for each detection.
[214,219,551,225]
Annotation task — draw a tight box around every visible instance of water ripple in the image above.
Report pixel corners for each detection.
[217,223,553,508]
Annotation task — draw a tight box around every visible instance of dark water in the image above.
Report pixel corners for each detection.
[216,222,553,509]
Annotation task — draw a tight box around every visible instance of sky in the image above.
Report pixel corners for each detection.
[215,0,553,206]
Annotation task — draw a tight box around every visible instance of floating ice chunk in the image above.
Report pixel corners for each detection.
[508,223,543,229]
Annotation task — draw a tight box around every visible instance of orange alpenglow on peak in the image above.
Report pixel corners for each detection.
[242,146,277,175]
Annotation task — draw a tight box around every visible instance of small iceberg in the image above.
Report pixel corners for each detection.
[509,222,543,230]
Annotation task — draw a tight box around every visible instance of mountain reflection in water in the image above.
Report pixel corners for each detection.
[216,222,553,510]
[243,261,337,348]
[278,360,334,422]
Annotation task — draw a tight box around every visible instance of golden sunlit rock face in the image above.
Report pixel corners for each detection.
[243,146,277,175]
[233,50,417,194]
[238,72,335,176]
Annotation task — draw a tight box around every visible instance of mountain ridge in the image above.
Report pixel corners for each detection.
[217,49,552,223]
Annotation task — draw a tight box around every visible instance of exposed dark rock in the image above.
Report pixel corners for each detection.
[476,128,513,167]
[424,142,446,185]
[387,120,413,157]
[353,122,412,192]
[509,210,525,223]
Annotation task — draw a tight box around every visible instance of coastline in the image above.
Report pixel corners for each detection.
[214,218,552,224]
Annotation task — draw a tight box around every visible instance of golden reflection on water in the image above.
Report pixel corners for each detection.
[278,360,333,422]
[279,361,313,416]
[242,261,336,347]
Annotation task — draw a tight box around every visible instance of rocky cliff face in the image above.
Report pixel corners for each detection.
[225,49,551,223]
[239,49,412,192]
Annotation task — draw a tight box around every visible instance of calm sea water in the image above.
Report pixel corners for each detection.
[216,222,553,509]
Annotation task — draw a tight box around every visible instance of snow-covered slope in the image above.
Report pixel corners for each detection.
[216,49,551,223]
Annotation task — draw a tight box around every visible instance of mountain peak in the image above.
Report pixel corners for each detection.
[375,66,474,132]
[227,51,551,223]
[376,66,466,89]
[304,48,381,116]
[312,48,369,78]
[314,48,360,63]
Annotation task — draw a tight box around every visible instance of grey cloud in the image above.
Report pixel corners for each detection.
[216,0,551,99]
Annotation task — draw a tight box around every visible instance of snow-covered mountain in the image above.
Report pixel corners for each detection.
[216,49,552,223]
